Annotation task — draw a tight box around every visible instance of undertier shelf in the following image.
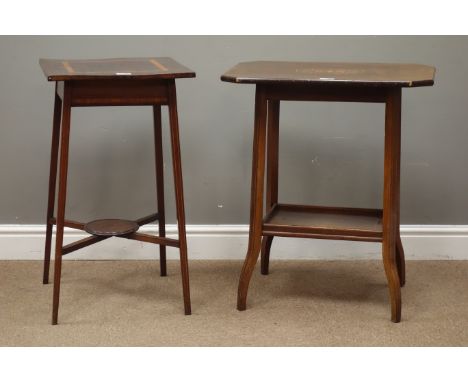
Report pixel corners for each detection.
[84,219,140,237]
[262,204,383,241]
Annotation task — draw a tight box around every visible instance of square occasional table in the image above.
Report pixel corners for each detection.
[40,57,194,324]
[221,61,435,322]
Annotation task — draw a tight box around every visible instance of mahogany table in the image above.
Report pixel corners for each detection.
[221,61,435,322]
[40,57,195,324]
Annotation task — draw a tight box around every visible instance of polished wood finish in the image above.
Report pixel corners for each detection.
[52,83,72,325]
[261,100,280,275]
[58,214,160,256]
[263,204,382,240]
[49,213,159,235]
[42,58,194,324]
[153,105,167,277]
[42,86,62,285]
[237,86,268,311]
[221,61,435,87]
[382,88,402,322]
[264,83,387,103]
[223,61,435,322]
[84,219,140,236]
[167,80,191,315]
[68,79,170,106]
[40,57,195,81]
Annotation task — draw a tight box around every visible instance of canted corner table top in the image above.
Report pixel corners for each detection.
[221,61,435,87]
[39,57,195,81]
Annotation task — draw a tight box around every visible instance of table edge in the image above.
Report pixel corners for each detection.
[44,72,196,82]
[39,58,196,81]
[220,74,434,87]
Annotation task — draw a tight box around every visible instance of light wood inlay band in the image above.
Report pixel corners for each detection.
[149,59,168,72]
[62,61,75,74]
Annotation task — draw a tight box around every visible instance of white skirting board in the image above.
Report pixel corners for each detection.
[0,224,467,260]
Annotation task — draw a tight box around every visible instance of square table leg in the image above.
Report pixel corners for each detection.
[382,87,403,323]
[153,105,167,277]
[238,85,268,311]
[261,99,280,275]
[167,80,191,315]
[43,86,62,284]
[395,116,406,287]
[52,84,72,325]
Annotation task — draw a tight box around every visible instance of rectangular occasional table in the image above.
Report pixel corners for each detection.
[221,61,435,322]
[40,57,195,324]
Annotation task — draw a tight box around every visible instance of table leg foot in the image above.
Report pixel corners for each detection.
[159,249,167,277]
[260,236,273,275]
[382,242,402,323]
[396,236,406,287]
[237,238,262,311]
[180,245,191,315]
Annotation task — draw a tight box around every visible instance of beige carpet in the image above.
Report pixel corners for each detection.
[0,260,467,346]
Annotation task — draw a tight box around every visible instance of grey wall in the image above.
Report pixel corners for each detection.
[0,36,467,225]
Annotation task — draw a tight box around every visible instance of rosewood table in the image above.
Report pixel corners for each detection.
[40,57,195,324]
[221,61,435,322]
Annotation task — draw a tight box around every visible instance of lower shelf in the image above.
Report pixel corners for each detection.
[84,219,140,237]
[262,204,383,242]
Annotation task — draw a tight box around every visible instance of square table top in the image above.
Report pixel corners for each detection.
[39,57,195,81]
[221,61,435,87]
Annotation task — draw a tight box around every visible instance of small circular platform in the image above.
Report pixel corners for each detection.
[84,219,139,237]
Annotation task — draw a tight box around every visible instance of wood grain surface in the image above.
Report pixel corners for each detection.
[221,61,435,87]
[40,57,195,81]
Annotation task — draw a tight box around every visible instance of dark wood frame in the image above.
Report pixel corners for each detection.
[43,79,191,324]
[238,84,405,323]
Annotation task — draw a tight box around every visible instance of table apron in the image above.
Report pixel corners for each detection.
[56,80,170,106]
[263,84,389,103]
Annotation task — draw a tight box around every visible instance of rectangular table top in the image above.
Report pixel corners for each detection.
[39,57,195,81]
[221,61,435,87]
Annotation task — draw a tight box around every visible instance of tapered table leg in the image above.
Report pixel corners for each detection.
[167,81,191,315]
[261,99,280,275]
[238,85,268,310]
[382,87,402,323]
[43,87,62,284]
[52,84,72,325]
[153,105,167,277]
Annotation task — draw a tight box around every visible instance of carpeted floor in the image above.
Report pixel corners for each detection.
[0,260,467,346]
